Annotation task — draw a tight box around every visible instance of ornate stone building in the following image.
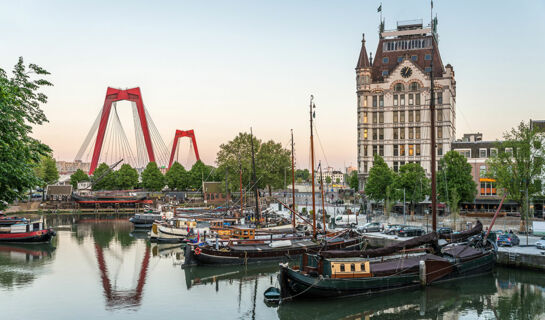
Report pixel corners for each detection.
[356,19,456,190]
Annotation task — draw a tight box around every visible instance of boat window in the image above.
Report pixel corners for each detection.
[340,264,345,272]
[361,263,366,271]
[350,264,355,272]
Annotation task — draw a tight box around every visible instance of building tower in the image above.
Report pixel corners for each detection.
[356,19,456,190]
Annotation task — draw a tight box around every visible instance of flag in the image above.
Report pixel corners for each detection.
[377,4,382,12]
[187,224,190,233]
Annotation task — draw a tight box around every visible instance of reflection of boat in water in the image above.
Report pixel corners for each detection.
[0,243,56,289]
[151,242,184,259]
[129,229,150,240]
[183,263,278,290]
[277,272,497,320]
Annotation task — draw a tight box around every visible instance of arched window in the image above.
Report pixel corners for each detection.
[394,83,405,92]
[340,264,345,272]
[410,82,420,91]
[350,263,355,272]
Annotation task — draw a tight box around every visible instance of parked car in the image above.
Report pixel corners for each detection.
[535,237,545,250]
[383,224,403,235]
[497,233,520,247]
[357,222,384,233]
[437,227,453,235]
[397,226,424,237]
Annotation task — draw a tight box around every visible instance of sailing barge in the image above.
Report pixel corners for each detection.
[188,231,362,266]
[278,222,496,300]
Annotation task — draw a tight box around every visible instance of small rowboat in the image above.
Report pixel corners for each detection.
[264,287,281,303]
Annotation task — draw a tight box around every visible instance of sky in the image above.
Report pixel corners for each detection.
[1,0,544,170]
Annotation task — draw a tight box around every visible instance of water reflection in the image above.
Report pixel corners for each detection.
[0,243,55,289]
[183,263,278,290]
[276,267,545,320]
[1,220,544,319]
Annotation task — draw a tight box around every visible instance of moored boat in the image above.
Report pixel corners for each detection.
[0,217,56,243]
[278,223,496,300]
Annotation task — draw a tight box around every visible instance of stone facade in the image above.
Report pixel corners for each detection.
[356,20,456,190]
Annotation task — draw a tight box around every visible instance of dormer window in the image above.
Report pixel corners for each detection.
[382,70,389,76]
[411,55,418,61]
[383,57,389,64]
[425,54,432,60]
[397,56,403,63]
[425,67,432,73]
[394,83,405,92]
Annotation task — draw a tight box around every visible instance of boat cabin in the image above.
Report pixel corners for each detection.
[329,260,371,279]
[231,227,255,240]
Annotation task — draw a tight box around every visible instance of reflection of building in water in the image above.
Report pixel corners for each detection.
[0,244,55,289]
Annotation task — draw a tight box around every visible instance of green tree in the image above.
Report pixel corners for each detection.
[165,161,190,190]
[349,171,359,191]
[35,155,59,198]
[116,164,139,190]
[70,169,89,189]
[326,176,332,185]
[364,155,395,203]
[295,169,310,182]
[189,160,213,190]
[141,162,165,191]
[215,132,291,194]
[92,163,117,190]
[0,58,52,209]
[487,121,544,231]
[393,163,430,215]
[437,150,477,214]
[36,156,59,186]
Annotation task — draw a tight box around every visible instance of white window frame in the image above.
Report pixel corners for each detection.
[479,148,487,158]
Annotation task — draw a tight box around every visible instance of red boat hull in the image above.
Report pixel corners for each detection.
[0,229,56,243]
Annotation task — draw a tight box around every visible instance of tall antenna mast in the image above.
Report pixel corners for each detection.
[309,95,317,240]
[430,0,437,232]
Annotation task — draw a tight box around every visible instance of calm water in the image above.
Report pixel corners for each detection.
[1,220,544,320]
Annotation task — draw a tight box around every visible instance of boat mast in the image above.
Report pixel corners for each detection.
[250,127,260,226]
[309,95,317,240]
[239,159,243,219]
[319,161,326,234]
[291,129,296,229]
[429,2,437,232]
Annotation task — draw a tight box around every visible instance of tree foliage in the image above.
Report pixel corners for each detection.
[349,171,359,191]
[364,155,394,202]
[188,160,214,189]
[116,164,139,190]
[487,121,544,221]
[295,169,310,182]
[215,132,291,194]
[393,163,430,213]
[165,161,190,190]
[36,155,59,187]
[141,162,165,191]
[0,57,52,209]
[92,163,116,190]
[437,150,477,206]
[70,169,89,189]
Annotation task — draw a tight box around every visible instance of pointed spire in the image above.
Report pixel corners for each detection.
[356,33,371,69]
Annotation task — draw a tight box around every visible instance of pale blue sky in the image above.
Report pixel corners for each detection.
[1,0,544,170]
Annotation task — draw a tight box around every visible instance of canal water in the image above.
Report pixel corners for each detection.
[1,220,544,320]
